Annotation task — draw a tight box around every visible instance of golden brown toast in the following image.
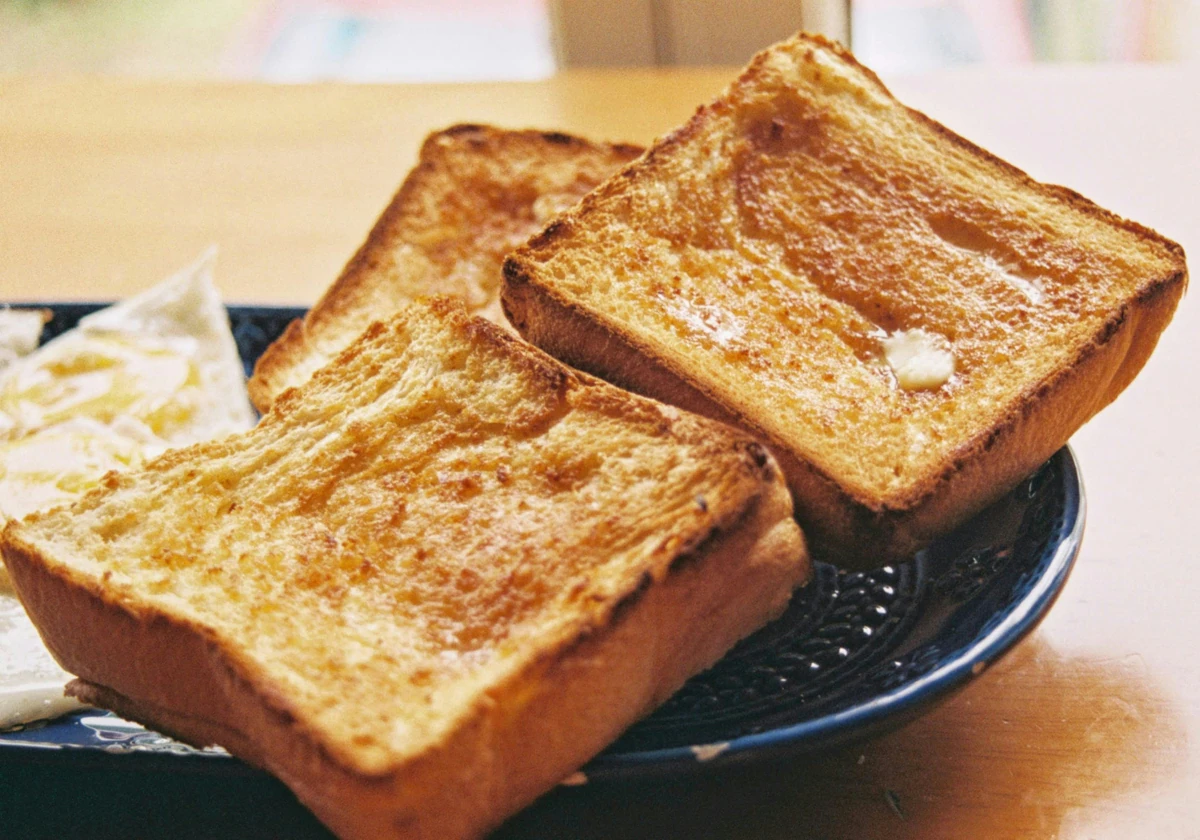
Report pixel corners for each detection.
[2,298,807,840]
[503,33,1187,564]
[248,124,641,412]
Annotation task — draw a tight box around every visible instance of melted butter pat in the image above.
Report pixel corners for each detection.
[883,329,955,390]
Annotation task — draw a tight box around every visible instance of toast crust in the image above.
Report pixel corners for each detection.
[504,248,1184,561]
[248,125,641,413]
[502,33,1187,563]
[18,484,798,840]
[3,298,807,840]
[503,274,876,556]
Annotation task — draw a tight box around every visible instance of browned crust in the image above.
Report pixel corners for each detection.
[248,124,642,412]
[502,32,1188,564]
[502,273,879,559]
[247,317,306,411]
[503,253,1185,564]
[1,297,807,839]
[794,36,1185,272]
[3,461,804,840]
[516,33,1186,297]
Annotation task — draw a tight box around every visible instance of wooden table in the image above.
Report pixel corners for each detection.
[2,67,1197,839]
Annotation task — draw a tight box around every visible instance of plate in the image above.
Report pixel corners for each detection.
[0,303,1083,782]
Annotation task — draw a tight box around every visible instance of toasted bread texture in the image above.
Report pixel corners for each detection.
[503,33,1187,564]
[248,124,642,412]
[3,298,807,840]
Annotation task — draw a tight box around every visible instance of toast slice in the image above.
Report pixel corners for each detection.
[2,298,807,840]
[503,33,1187,564]
[248,124,641,412]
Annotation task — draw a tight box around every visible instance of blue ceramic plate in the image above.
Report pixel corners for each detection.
[0,304,1083,782]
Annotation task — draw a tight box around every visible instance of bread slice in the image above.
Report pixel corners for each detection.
[2,297,807,840]
[248,124,641,412]
[502,33,1187,564]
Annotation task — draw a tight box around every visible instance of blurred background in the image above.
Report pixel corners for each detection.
[0,0,1196,80]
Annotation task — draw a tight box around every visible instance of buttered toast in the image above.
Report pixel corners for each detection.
[249,124,641,412]
[2,298,807,840]
[503,33,1187,564]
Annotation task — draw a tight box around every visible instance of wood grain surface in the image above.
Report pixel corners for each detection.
[1,67,1196,840]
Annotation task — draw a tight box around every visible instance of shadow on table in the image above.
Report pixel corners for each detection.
[497,633,1187,840]
[0,634,1183,840]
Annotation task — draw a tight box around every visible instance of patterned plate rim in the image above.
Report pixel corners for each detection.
[585,445,1084,778]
